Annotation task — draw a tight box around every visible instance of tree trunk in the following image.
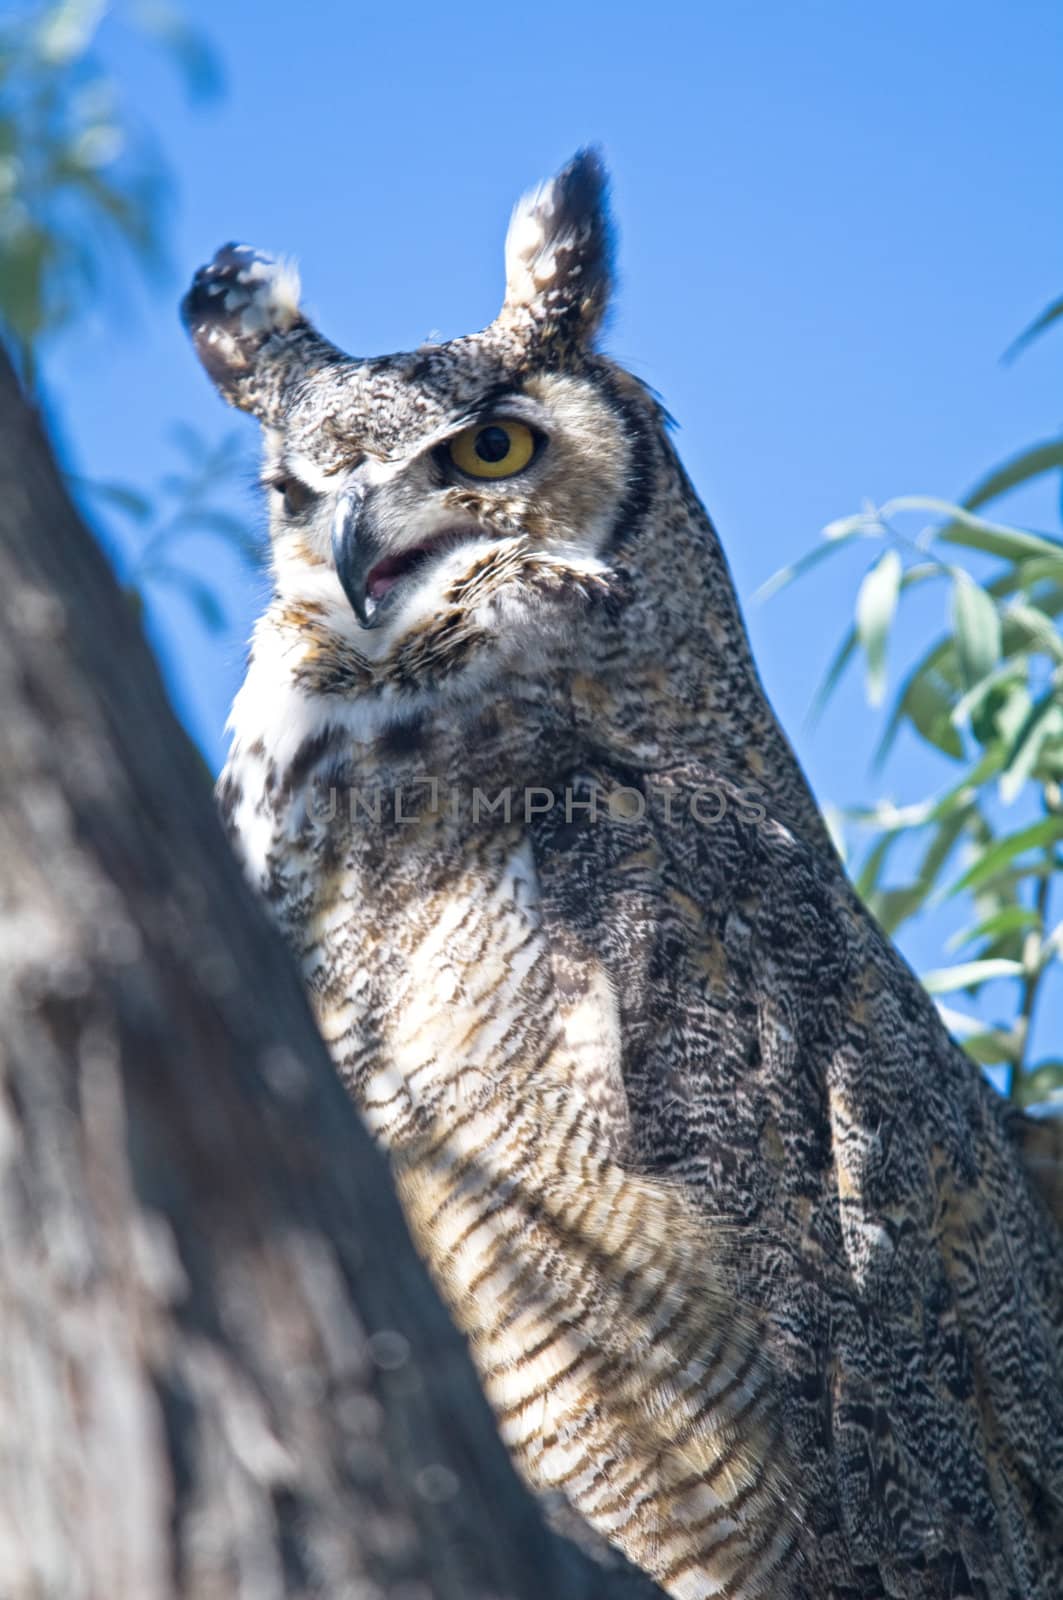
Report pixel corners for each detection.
[0,348,666,1600]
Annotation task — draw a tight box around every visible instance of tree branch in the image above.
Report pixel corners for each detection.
[0,346,665,1600]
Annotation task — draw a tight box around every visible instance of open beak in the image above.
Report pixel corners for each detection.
[330,489,382,629]
[333,489,484,631]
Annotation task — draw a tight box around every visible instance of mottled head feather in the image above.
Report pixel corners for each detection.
[499,148,614,347]
[183,152,614,431]
[180,243,344,423]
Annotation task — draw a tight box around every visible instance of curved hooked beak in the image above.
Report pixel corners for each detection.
[330,488,384,630]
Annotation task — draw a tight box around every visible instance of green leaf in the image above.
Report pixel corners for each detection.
[755,518,878,603]
[946,905,1040,953]
[935,1003,985,1037]
[33,2,107,66]
[806,562,942,730]
[1039,919,1063,969]
[1001,602,1063,663]
[963,438,1063,513]
[1002,294,1063,365]
[951,573,1001,691]
[145,564,227,632]
[1000,691,1063,804]
[922,959,1024,994]
[0,224,54,344]
[930,746,1005,817]
[806,625,858,727]
[168,420,210,462]
[854,830,899,901]
[917,804,972,890]
[83,478,154,523]
[886,667,965,763]
[844,796,939,832]
[950,659,1022,733]
[960,1029,1023,1067]
[985,859,1061,892]
[129,0,225,101]
[865,803,974,937]
[855,549,902,707]
[1015,1062,1063,1108]
[820,803,848,863]
[865,885,921,935]
[991,680,1033,754]
[991,560,1063,604]
[931,506,1063,565]
[949,816,1063,896]
[171,506,256,542]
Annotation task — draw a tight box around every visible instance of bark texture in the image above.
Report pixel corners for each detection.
[0,349,666,1600]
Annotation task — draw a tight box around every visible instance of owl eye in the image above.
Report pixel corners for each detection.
[272,475,316,517]
[447,420,537,480]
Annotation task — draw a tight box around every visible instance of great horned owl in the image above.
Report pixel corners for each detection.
[183,154,1063,1599]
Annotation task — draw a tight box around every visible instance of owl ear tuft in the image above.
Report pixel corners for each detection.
[499,149,614,349]
[181,244,344,424]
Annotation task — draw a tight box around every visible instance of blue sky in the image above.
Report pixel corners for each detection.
[42,0,1063,1058]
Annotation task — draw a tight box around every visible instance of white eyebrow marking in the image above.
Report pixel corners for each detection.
[279,452,341,495]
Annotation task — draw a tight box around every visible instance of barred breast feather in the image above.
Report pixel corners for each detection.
[222,728,804,1600]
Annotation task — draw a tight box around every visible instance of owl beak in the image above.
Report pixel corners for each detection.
[330,489,383,629]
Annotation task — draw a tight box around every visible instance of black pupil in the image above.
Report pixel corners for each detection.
[474,425,512,463]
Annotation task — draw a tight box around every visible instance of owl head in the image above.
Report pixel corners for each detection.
[182,153,673,715]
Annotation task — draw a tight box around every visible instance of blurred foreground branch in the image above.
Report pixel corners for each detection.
[0,348,664,1599]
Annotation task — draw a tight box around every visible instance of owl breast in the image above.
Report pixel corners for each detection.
[220,736,799,1600]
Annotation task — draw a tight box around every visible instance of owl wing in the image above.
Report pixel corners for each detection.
[530,756,1063,1600]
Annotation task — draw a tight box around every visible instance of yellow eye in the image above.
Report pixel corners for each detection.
[448,420,536,480]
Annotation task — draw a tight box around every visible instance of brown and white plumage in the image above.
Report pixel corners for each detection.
[183,153,1063,1599]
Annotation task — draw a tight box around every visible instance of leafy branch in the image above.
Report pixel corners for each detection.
[0,0,221,380]
[766,295,1063,1106]
[0,4,260,659]
[76,421,263,632]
